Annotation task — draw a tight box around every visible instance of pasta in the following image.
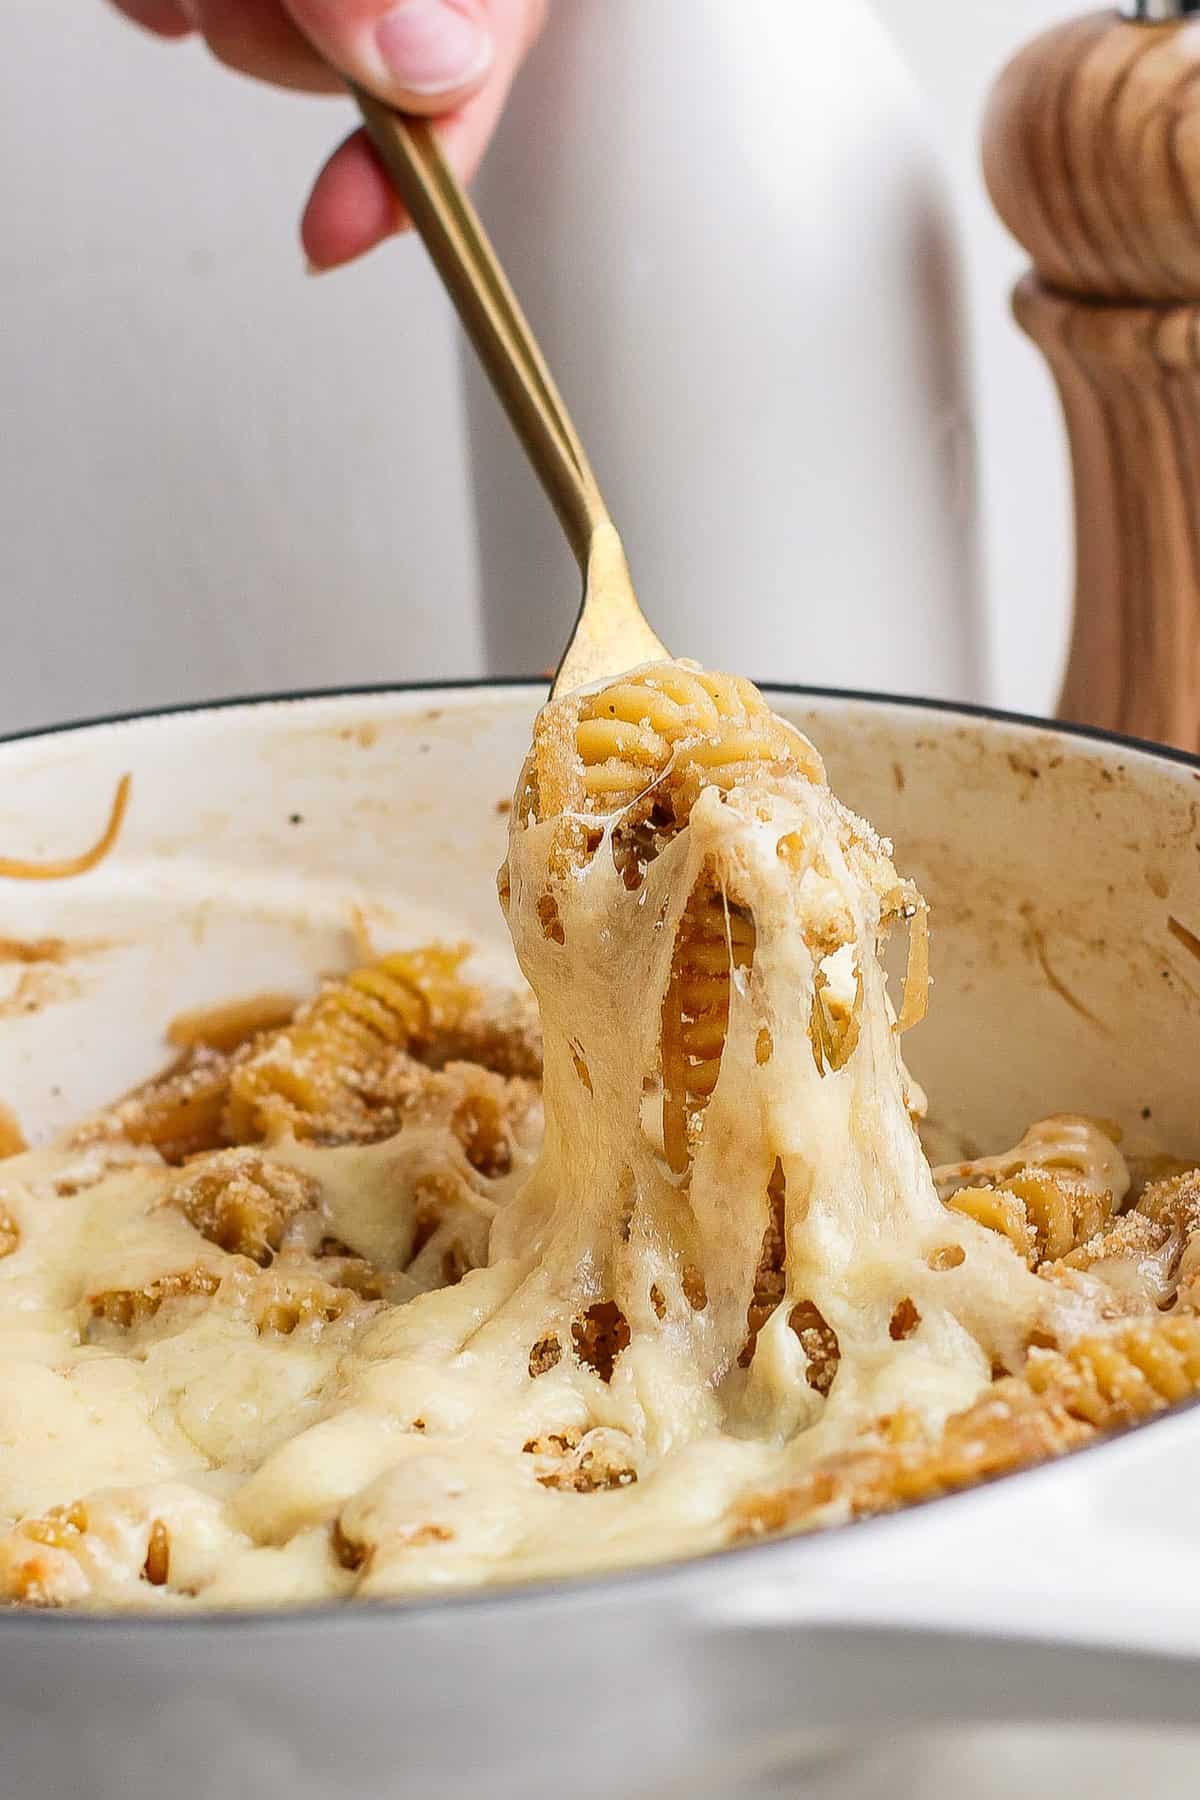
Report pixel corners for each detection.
[88,945,539,1161]
[942,1169,1116,1267]
[660,876,756,1173]
[163,1152,320,1265]
[733,1309,1200,1539]
[933,1114,1130,1208]
[530,664,824,834]
[0,774,130,881]
[0,656,1197,1613]
[1025,1316,1200,1424]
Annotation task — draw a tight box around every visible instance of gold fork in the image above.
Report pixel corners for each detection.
[351,88,667,697]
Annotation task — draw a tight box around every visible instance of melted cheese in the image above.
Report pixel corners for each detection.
[0,665,1144,1609]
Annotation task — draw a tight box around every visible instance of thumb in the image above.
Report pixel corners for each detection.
[281,0,499,110]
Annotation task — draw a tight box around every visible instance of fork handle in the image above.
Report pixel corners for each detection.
[351,87,609,571]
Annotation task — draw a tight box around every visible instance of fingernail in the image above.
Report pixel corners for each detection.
[304,259,329,277]
[375,0,492,96]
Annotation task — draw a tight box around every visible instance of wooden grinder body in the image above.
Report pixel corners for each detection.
[983,8,1200,750]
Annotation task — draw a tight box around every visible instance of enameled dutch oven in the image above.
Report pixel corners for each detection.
[2,682,1199,1800]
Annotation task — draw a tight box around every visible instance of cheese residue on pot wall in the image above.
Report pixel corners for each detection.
[1,662,1198,1611]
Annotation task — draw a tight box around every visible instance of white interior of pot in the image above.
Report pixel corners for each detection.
[0,685,1197,1171]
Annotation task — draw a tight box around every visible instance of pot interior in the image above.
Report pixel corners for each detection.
[0,685,1196,1170]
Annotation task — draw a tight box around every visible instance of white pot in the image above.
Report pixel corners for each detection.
[0,683,1198,1800]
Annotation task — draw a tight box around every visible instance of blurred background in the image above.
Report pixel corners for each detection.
[1,0,1077,733]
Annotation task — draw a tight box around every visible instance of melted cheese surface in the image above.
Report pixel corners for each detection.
[0,665,1160,1609]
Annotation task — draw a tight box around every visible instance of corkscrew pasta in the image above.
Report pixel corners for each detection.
[1,658,1198,1612]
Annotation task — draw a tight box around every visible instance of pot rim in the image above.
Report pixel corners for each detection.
[3,675,1200,781]
[3,674,1197,1634]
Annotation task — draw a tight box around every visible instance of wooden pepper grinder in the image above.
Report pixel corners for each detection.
[984,0,1200,750]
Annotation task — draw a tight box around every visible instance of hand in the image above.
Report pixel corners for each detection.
[109,1,548,268]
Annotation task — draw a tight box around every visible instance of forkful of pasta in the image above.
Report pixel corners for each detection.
[350,91,666,697]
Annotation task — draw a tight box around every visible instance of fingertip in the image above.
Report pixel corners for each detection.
[371,0,493,109]
[109,0,197,39]
[285,0,495,114]
[301,129,410,271]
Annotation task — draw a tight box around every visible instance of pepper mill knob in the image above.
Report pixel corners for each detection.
[983,2,1200,748]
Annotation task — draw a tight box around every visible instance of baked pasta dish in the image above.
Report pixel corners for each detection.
[2,662,1198,1611]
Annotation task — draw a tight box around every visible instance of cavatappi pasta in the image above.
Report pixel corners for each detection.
[2,660,1198,1612]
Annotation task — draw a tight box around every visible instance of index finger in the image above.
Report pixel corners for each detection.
[107,0,196,39]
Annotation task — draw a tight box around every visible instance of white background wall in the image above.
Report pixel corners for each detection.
[1,0,1077,733]
[872,0,1077,717]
